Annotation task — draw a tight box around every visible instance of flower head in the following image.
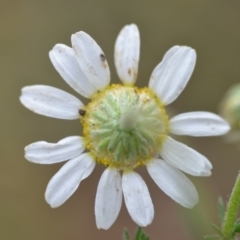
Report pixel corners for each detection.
[20,24,230,229]
[220,83,240,143]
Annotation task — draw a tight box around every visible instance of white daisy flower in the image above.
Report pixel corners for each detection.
[20,24,230,229]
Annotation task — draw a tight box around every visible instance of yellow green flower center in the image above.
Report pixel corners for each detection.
[81,84,169,170]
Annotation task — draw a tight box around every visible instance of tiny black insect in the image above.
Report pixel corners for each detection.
[79,109,86,116]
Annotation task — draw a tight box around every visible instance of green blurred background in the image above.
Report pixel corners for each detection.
[1,0,240,239]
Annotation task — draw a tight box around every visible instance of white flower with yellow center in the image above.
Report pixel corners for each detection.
[20,24,230,229]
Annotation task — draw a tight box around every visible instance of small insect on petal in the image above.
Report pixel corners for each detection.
[79,109,86,116]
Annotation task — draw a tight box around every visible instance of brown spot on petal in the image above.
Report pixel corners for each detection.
[100,53,108,68]
[100,53,106,61]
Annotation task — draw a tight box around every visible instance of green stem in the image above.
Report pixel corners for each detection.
[222,172,240,239]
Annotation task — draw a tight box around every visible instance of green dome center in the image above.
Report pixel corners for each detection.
[82,84,169,170]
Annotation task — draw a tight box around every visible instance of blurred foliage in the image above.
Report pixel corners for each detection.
[220,84,240,144]
[123,227,150,240]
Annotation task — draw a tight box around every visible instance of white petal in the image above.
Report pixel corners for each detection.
[161,137,212,176]
[71,32,110,91]
[149,46,196,105]
[114,24,140,85]
[45,153,95,208]
[170,111,230,136]
[25,136,85,164]
[20,85,84,119]
[95,168,122,229]
[122,171,154,226]
[147,159,199,208]
[49,44,97,98]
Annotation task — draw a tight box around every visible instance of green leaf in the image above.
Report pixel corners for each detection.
[123,228,130,240]
[134,227,141,240]
[232,219,240,235]
[134,227,150,240]
[211,224,225,238]
[218,197,225,224]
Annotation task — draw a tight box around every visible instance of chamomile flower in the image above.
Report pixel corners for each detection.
[20,24,230,229]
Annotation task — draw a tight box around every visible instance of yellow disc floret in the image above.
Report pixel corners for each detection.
[81,84,169,170]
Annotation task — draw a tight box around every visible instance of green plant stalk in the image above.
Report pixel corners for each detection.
[222,172,240,238]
